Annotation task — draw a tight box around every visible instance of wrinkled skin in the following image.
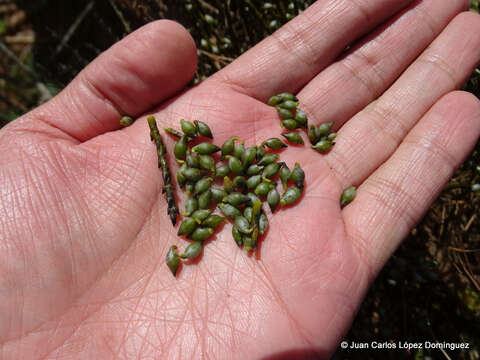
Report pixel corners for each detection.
[1,0,480,358]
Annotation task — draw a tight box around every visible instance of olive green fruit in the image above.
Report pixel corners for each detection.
[235,216,252,234]
[246,192,261,205]
[295,109,308,126]
[211,187,227,202]
[278,100,298,110]
[277,107,294,120]
[255,182,273,196]
[199,154,215,172]
[267,95,281,106]
[183,167,203,182]
[281,119,299,130]
[191,209,212,222]
[120,116,134,127]
[189,227,214,241]
[223,176,234,193]
[201,215,226,228]
[257,153,279,166]
[178,217,198,236]
[312,139,333,153]
[247,175,262,190]
[277,92,297,102]
[281,132,304,145]
[177,163,188,186]
[194,177,212,195]
[181,119,197,137]
[279,162,291,189]
[223,192,250,207]
[280,186,302,205]
[221,136,238,158]
[244,206,253,223]
[290,163,305,189]
[246,164,264,176]
[267,188,280,212]
[194,120,213,138]
[166,245,180,276]
[259,211,268,234]
[233,141,245,159]
[184,197,198,216]
[242,146,257,166]
[198,189,212,209]
[263,163,280,178]
[174,136,188,160]
[327,132,338,141]
[262,138,287,150]
[164,127,184,138]
[180,241,203,259]
[218,203,242,219]
[228,156,244,175]
[215,164,230,178]
[308,125,318,144]
[191,142,220,155]
[185,183,194,196]
[186,151,200,168]
[233,175,247,192]
[316,121,334,137]
[340,186,356,207]
[256,145,266,161]
[232,225,243,247]
[243,235,253,251]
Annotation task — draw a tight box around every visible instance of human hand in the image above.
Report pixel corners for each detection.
[1,0,479,358]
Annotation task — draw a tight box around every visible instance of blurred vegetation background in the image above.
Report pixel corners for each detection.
[1,0,479,358]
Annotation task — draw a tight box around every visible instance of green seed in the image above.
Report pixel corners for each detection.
[178,217,198,236]
[174,136,188,160]
[267,188,280,212]
[327,132,338,141]
[120,116,134,127]
[282,119,299,130]
[277,92,297,102]
[177,163,188,186]
[199,154,215,172]
[257,153,279,166]
[186,151,200,168]
[251,227,259,250]
[316,122,334,137]
[194,120,213,139]
[223,176,234,193]
[181,119,197,137]
[256,145,266,161]
[233,175,247,192]
[166,245,180,276]
[295,109,308,126]
[218,203,242,219]
[194,177,212,195]
[183,167,203,182]
[244,206,253,223]
[242,146,257,166]
[164,127,184,138]
[232,225,243,247]
[262,138,287,150]
[268,95,281,106]
[340,186,356,207]
[198,189,212,209]
[278,100,298,110]
[290,163,305,189]
[228,156,244,175]
[233,141,245,159]
[223,192,250,206]
[243,235,253,251]
[211,187,227,202]
[255,182,273,196]
[185,183,194,196]
[235,216,253,234]
[308,125,319,144]
[282,132,304,145]
[246,164,264,176]
[247,174,262,189]
[180,241,203,259]
[189,227,214,241]
[246,192,261,205]
[202,214,226,228]
[277,107,294,120]
[184,197,198,216]
[280,186,302,205]
[259,211,268,235]
[192,142,220,155]
[263,162,280,178]
[215,164,230,178]
[191,209,212,222]
[279,162,291,189]
[221,136,238,158]
[312,139,333,153]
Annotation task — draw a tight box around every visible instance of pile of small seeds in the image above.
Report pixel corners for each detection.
[267,92,338,152]
[161,118,305,276]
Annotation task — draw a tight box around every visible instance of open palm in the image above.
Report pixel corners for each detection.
[1,0,480,358]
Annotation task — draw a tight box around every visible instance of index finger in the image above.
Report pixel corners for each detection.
[213,0,414,101]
